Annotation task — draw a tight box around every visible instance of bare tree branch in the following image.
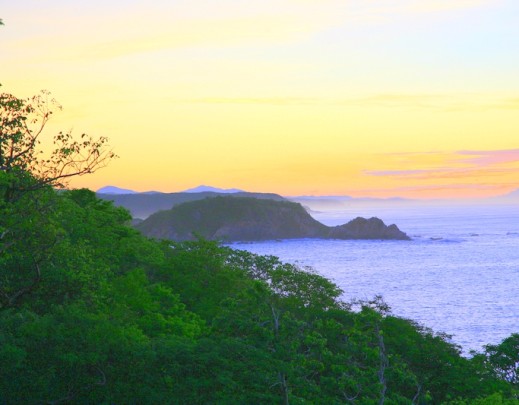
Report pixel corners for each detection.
[1,89,117,200]
[376,323,388,405]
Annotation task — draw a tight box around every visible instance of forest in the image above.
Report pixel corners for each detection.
[1,89,518,403]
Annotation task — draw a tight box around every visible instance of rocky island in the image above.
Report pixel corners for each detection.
[135,196,410,242]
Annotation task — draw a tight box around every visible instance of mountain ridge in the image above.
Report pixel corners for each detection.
[97,190,286,219]
[182,185,244,193]
[97,185,138,194]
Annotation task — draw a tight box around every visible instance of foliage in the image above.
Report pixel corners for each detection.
[1,87,116,310]
[1,181,517,402]
[483,333,519,386]
[135,196,328,241]
[0,87,116,193]
[0,88,517,403]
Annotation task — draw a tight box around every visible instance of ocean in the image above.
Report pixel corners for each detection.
[229,201,519,354]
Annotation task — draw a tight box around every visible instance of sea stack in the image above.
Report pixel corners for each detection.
[328,217,410,240]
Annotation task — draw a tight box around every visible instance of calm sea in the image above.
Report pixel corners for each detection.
[229,201,519,354]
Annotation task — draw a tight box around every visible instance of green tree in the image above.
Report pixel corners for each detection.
[1,88,116,309]
[483,334,519,387]
[0,88,116,194]
[1,86,517,403]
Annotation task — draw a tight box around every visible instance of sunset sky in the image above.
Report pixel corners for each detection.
[2,0,519,198]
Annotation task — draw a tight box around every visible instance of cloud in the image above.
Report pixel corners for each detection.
[366,167,519,180]
[366,169,433,177]
[365,149,519,180]
[391,182,516,192]
[457,149,519,166]
[180,97,319,106]
[349,180,519,199]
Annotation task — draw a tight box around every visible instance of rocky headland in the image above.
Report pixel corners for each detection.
[135,196,410,242]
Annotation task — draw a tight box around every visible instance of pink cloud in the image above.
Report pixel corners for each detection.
[366,149,519,180]
[457,149,519,166]
[366,167,519,179]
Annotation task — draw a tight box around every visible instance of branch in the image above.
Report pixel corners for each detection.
[376,324,388,405]
[342,387,360,403]
[270,303,281,335]
[412,383,422,404]
[0,230,15,254]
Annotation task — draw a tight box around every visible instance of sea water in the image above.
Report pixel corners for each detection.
[229,202,519,354]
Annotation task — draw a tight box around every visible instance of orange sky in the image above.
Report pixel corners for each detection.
[2,0,519,198]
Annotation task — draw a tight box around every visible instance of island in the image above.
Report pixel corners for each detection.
[135,196,410,241]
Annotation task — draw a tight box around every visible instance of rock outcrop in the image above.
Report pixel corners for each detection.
[135,196,410,242]
[328,217,409,240]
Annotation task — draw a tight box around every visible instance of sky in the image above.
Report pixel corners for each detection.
[2,0,519,198]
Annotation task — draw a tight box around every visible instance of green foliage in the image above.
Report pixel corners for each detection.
[445,393,519,405]
[0,185,204,402]
[483,333,519,386]
[0,88,116,191]
[0,183,517,402]
[0,89,516,402]
[136,195,328,241]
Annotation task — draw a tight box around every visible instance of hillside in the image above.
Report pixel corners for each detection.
[97,190,285,219]
[135,196,410,241]
[136,197,328,241]
[3,187,514,403]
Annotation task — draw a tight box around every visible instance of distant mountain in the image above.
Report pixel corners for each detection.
[182,185,244,193]
[97,186,137,195]
[97,190,286,219]
[135,196,410,242]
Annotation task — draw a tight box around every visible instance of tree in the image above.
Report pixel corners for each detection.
[483,334,519,387]
[0,88,116,200]
[1,88,116,309]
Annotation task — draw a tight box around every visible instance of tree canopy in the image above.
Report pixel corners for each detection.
[1,88,517,403]
[0,88,116,193]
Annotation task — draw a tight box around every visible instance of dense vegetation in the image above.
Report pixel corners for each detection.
[1,88,518,403]
[1,185,518,403]
[135,196,328,241]
[135,196,409,242]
